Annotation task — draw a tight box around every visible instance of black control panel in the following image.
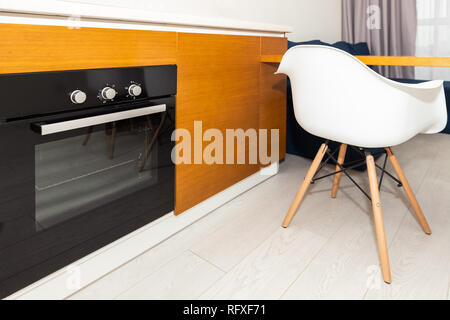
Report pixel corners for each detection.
[0,65,177,120]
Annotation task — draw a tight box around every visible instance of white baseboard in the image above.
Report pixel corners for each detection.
[6,163,278,300]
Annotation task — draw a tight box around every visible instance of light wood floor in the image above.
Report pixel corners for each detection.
[68,134,450,300]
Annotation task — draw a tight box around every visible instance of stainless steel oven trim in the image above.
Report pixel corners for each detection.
[38,104,166,135]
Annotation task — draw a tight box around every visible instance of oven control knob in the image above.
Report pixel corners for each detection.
[70,90,87,104]
[101,87,117,100]
[128,84,142,97]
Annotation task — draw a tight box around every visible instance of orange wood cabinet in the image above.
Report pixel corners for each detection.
[260,37,287,163]
[0,24,176,73]
[175,33,262,214]
[0,23,287,215]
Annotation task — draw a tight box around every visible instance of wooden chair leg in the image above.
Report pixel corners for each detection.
[82,126,93,146]
[366,154,392,284]
[282,143,328,228]
[138,112,167,172]
[385,147,431,234]
[109,122,117,160]
[331,144,347,198]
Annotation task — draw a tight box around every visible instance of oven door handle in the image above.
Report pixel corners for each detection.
[35,104,166,135]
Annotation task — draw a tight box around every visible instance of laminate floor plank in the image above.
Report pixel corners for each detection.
[116,251,224,300]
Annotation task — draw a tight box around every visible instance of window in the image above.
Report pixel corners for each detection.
[416,0,450,80]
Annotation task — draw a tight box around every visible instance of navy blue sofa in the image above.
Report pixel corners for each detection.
[286,40,450,167]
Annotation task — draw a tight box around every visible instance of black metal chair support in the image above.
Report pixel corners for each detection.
[378,152,388,189]
[311,144,339,181]
[349,145,402,187]
[328,148,372,200]
[375,162,402,187]
[309,142,404,202]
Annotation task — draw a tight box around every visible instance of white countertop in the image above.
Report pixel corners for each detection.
[0,0,292,34]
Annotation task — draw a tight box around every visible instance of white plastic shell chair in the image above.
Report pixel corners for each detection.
[276,45,448,284]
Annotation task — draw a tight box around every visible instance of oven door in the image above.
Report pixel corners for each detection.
[0,97,175,298]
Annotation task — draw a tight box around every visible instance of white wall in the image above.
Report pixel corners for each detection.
[61,0,342,42]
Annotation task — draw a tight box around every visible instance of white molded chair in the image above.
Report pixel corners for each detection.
[276,45,447,284]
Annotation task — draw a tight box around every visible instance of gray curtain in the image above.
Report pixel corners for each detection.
[342,0,417,79]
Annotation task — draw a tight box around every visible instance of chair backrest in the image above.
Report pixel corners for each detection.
[276,45,447,147]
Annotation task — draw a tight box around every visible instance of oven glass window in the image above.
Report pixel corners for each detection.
[34,117,158,229]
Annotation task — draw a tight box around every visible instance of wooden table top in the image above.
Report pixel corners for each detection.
[260,55,450,67]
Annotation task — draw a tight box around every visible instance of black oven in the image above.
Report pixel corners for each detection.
[0,65,176,298]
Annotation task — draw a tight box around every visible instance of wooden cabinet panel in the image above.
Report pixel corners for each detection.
[259,37,287,163]
[0,24,176,74]
[261,36,288,56]
[175,33,261,214]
